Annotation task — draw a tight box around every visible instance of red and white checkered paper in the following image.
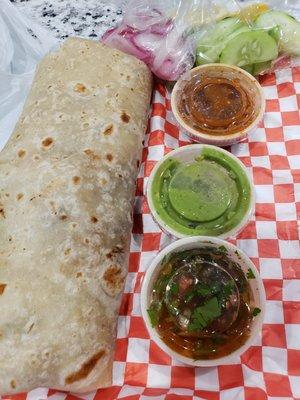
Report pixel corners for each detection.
[4,67,300,400]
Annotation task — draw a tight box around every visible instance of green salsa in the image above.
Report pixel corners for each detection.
[151,148,251,236]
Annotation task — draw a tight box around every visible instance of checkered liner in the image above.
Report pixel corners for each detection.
[4,67,300,400]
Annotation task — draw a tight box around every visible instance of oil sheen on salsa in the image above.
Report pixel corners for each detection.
[148,247,258,360]
[178,75,256,135]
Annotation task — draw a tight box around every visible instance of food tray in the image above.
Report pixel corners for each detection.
[4,67,300,400]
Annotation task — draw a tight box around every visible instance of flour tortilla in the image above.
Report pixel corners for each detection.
[0,37,152,394]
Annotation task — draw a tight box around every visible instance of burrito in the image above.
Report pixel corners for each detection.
[0,38,152,394]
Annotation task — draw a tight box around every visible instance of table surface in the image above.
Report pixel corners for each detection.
[10,0,122,40]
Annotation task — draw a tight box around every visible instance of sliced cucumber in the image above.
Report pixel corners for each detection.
[198,17,246,45]
[253,60,272,76]
[196,17,248,65]
[242,64,254,74]
[255,10,300,55]
[196,26,250,65]
[220,30,278,67]
[268,25,281,43]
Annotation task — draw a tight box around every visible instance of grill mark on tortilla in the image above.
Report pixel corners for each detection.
[103,124,114,135]
[72,176,81,185]
[84,149,101,161]
[121,112,130,123]
[0,284,7,295]
[106,246,124,259]
[0,206,5,218]
[103,264,125,292]
[106,154,113,162]
[91,216,98,223]
[17,193,24,201]
[18,149,26,158]
[65,350,105,384]
[42,137,53,148]
[74,83,86,93]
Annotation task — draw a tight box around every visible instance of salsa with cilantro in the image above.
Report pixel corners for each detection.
[147,247,259,360]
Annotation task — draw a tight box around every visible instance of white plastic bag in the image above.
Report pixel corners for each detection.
[0,0,57,151]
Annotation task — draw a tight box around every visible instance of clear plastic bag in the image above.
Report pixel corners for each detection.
[102,0,300,80]
[102,0,199,81]
[0,0,57,151]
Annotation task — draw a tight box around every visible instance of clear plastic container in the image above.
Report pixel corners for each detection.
[171,64,265,146]
[147,144,255,239]
[140,236,266,367]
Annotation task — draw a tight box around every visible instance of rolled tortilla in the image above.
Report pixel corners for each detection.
[0,38,152,394]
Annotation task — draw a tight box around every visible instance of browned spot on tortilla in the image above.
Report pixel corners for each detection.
[5,193,9,197]
[106,245,124,259]
[121,112,130,123]
[42,137,53,148]
[8,236,12,242]
[106,154,113,162]
[65,350,105,384]
[103,264,124,290]
[0,207,5,218]
[137,160,140,168]
[100,178,107,186]
[84,149,100,161]
[17,193,24,201]
[72,176,81,185]
[103,124,113,136]
[91,216,98,223]
[27,323,35,333]
[34,155,41,161]
[127,75,131,81]
[0,284,7,295]
[74,83,86,93]
[76,272,82,278]
[16,134,21,139]
[10,380,16,389]
[18,149,26,158]
[118,174,122,178]
[72,223,77,228]
[64,248,71,255]
[59,215,67,221]
[84,238,90,244]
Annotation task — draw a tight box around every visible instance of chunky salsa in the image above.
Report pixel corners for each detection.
[147,247,260,360]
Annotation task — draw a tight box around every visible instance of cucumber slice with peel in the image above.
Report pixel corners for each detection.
[196,17,248,65]
[220,30,278,67]
[198,17,246,45]
[255,10,300,55]
[196,26,251,65]
[253,61,272,76]
[241,64,254,74]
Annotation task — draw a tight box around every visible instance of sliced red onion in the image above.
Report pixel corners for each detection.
[150,19,173,35]
[132,32,163,53]
[103,32,149,61]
